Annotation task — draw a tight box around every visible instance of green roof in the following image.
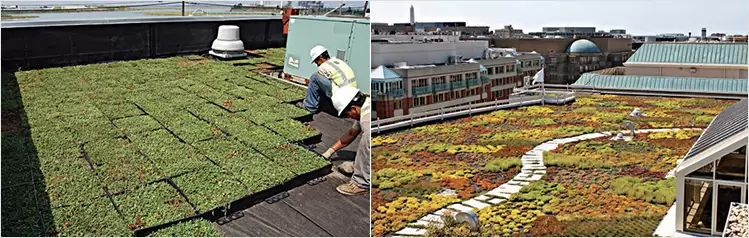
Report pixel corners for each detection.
[574,73,748,93]
[627,43,748,65]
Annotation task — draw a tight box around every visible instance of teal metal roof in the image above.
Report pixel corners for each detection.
[574,73,748,93]
[627,43,748,65]
[371,65,403,83]
[291,15,370,24]
[479,64,488,72]
[566,39,601,53]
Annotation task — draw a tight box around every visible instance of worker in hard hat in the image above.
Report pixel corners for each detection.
[322,86,370,195]
[302,45,357,115]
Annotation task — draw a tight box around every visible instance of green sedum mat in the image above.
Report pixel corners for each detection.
[3,50,329,236]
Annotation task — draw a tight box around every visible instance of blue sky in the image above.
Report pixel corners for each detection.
[370,0,748,35]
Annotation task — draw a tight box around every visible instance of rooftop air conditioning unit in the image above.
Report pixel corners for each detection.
[209,25,247,59]
[394,62,408,68]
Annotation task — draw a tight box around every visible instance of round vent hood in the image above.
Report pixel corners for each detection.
[209,25,247,59]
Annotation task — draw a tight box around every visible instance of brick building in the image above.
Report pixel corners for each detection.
[490,37,634,84]
[371,41,542,119]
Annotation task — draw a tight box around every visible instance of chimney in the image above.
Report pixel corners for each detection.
[701,27,707,39]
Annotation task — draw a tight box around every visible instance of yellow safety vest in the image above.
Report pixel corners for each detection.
[317,57,357,91]
[360,97,371,119]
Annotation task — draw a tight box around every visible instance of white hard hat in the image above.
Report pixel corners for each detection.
[331,86,360,116]
[309,45,328,63]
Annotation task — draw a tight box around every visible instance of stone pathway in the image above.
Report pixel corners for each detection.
[393,128,702,236]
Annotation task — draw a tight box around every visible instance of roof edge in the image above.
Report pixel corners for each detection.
[623,62,749,69]
[675,129,748,176]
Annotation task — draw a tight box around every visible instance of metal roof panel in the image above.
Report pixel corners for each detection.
[682,99,748,161]
[627,43,748,65]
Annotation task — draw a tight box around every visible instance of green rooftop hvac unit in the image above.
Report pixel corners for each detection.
[282,16,371,94]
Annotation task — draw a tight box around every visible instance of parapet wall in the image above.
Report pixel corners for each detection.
[1,16,286,70]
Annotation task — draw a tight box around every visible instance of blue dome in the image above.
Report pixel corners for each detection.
[566,39,600,53]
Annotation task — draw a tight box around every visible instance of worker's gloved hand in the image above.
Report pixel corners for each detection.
[322,148,336,159]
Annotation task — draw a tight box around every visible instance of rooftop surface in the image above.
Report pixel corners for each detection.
[682,99,748,161]
[216,111,370,237]
[574,73,749,94]
[371,94,736,237]
[626,43,748,65]
[0,48,354,236]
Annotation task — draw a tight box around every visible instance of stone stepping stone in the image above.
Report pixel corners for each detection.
[534,145,557,150]
[463,199,491,210]
[420,214,444,224]
[434,209,454,216]
[514,176,534,182]
[409,220,432,228]
[498,184,523,190]
[447,203,475,213]
[507,180,522,185]
[528,174,544,181]
[395,227,426,236]
[474,195,491,201]
[487,198,506,204]
[525,165,547,170]
[486,190,513,199]
[533,170,547,175]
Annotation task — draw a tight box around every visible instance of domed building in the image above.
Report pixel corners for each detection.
[566,39,601,53]
[490,37,634,85]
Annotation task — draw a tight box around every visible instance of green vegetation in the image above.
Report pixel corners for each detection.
[373,168,421,190]
[610,176,676,205]
[149,219,221,237]
[0,14,39,20]
[560,215,663,237]
[484,158,522,172]
[511,181,563,203]
[543,151,610,169]
[2,50,327,236]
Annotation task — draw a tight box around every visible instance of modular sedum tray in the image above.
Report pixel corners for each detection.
[1,49,330,236]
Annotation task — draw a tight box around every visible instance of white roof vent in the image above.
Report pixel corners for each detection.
[209,25,247,59]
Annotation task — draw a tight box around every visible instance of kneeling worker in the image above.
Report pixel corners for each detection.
[321,86,370,195]
[303,45,357,114]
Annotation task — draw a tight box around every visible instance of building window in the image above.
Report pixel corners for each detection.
[433,93,446,103]
[465,72,478,79]
[550,57,557,65]
[508,64,515,72]
[487,67,494,75]
[394,100,402,109]
[533,60,539,66]
[413,96,427,107]
[412,78,428,87]
[432,76,447,85]
[450,74,463,82]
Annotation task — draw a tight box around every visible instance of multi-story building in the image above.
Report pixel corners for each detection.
[297,1,324,9]
[542,27,597,34]
[494,25,527,38]
[371,40,542,119]
[623,43,748,79]
[372,21,490,36]
[490,37,634,84]
[571,42,748,98]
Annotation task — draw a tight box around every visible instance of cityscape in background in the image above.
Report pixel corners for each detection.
[369,3,747,119]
